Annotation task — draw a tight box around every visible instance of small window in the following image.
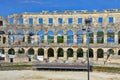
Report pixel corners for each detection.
[39,18,43,24]
[98,17,103,23]
[9,18,14,24]
[29,18,33,25]
[78,18,82,24]
[49,18,53,25]
[19,18,23,24]
[109,17,114,23]
[58,18,63,25]
[68,18,73,24]
[89,18,92,23]
[0,21,3,26]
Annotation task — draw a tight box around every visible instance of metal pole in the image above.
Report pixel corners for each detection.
[86,25,90,80]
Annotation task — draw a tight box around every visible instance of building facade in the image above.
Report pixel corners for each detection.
[0,9,120,63]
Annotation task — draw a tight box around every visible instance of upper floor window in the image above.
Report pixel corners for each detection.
[39,18,43,24]
[29,18,33,25]
[9,18,14,24]
[19,18,23,24]
[89,18,92,23]
[0,21,3,26]
[78,18,82,24]
[109,17,114,23]
[68,18,73,24]
[98,17,103,23]
[49,18,53,25]
[58,18,63,25]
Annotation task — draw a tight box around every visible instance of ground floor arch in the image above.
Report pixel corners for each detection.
[38,48,44,56]
[77,48,83,58]
[57,48,64,57]
[48,48,54,57]
[67,48,73,58]
[97,49,104,58]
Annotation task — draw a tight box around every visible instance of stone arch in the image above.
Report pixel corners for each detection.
[107,49,114,55]
[88,48,93,58]
[8,30,16,45]
[57,48,64,57]
[97,48,104,58]
[48,30,54,43]
[77,48,83,57]
[107,30,115,43]
[88,30,94,43]
[38,48,44,56]
[28,30,35,44]
[18,48,25,54]
[37,30,44,43]
[118,50,120,55]
[0,49,5,60]
[118,31,120,44]
[67,30,74,44]
[28,48,34,55]
[97,30,104,44]
[18,29,25,44]
[67,48,73,57]
[48,48,54,57]
[8,48,15,55]
[76,30,83,44]
[57,30,64,43]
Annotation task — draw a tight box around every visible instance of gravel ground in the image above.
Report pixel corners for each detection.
[0,70,120,80]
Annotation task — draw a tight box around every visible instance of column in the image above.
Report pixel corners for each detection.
[73,17,77,26]
[73,51,77,60]
[83,32,87,44]
[54,35,57,43]
[44,48,48,59]
[93,49,97,61]
[83,48,88,60]
[14,17,19,24]
[64,48,67,60]
[64,34,67,44]
[44,34,47,43]
[33,17,38,25]
[54,48,57,60]
[104,32,107,44]
[54,17,58,26]
[5,48,9,62]
[74,35,77,45]
[43,17,48,25]
[34,34,38,44]
[25,34,28,43]
[23,17,29,25]
[115,33,118,44]
[5,35,8,45]
[94,32,97,44]
[63,17,67,26]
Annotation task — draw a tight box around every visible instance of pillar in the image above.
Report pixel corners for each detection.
[5,48,9,62]
[54,48,57,60]
[25,34,28,43]
[115,33,118,44]
[94,32,97,44]
[44,48,48,59]
[74,35,77,45]
[34,34,38,44]
[83,48,87,59]
[23,17,29,25]
[73,51,77,60]
[93,49,97,61]
[44,34,47,43]
[104,32,107,44]
[64,34,67,44]
[83,32,87,44]
[54,35,57,43]
[64,48,67,60]
[43,17,48,25]
[14,17,19,24]
[33,17,37,25]
[54,17,58,26]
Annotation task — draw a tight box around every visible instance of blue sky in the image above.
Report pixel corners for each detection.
[0,0,120,17]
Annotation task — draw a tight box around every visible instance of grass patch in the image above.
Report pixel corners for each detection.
[92,66,120,73]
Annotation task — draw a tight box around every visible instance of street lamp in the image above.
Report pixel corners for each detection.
[82,18,91,80]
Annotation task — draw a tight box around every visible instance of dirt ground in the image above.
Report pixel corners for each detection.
[0,70,120,80]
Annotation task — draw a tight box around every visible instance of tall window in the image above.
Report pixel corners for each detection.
[39,18,43,24]
[58,18,63,25]
[109,17,114,23]
[78,18,82,24]
[19,18,23,24]
[68,18,73,24]
[49,18,53,25]
[29,18,33,25]
[98,17,103,23]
